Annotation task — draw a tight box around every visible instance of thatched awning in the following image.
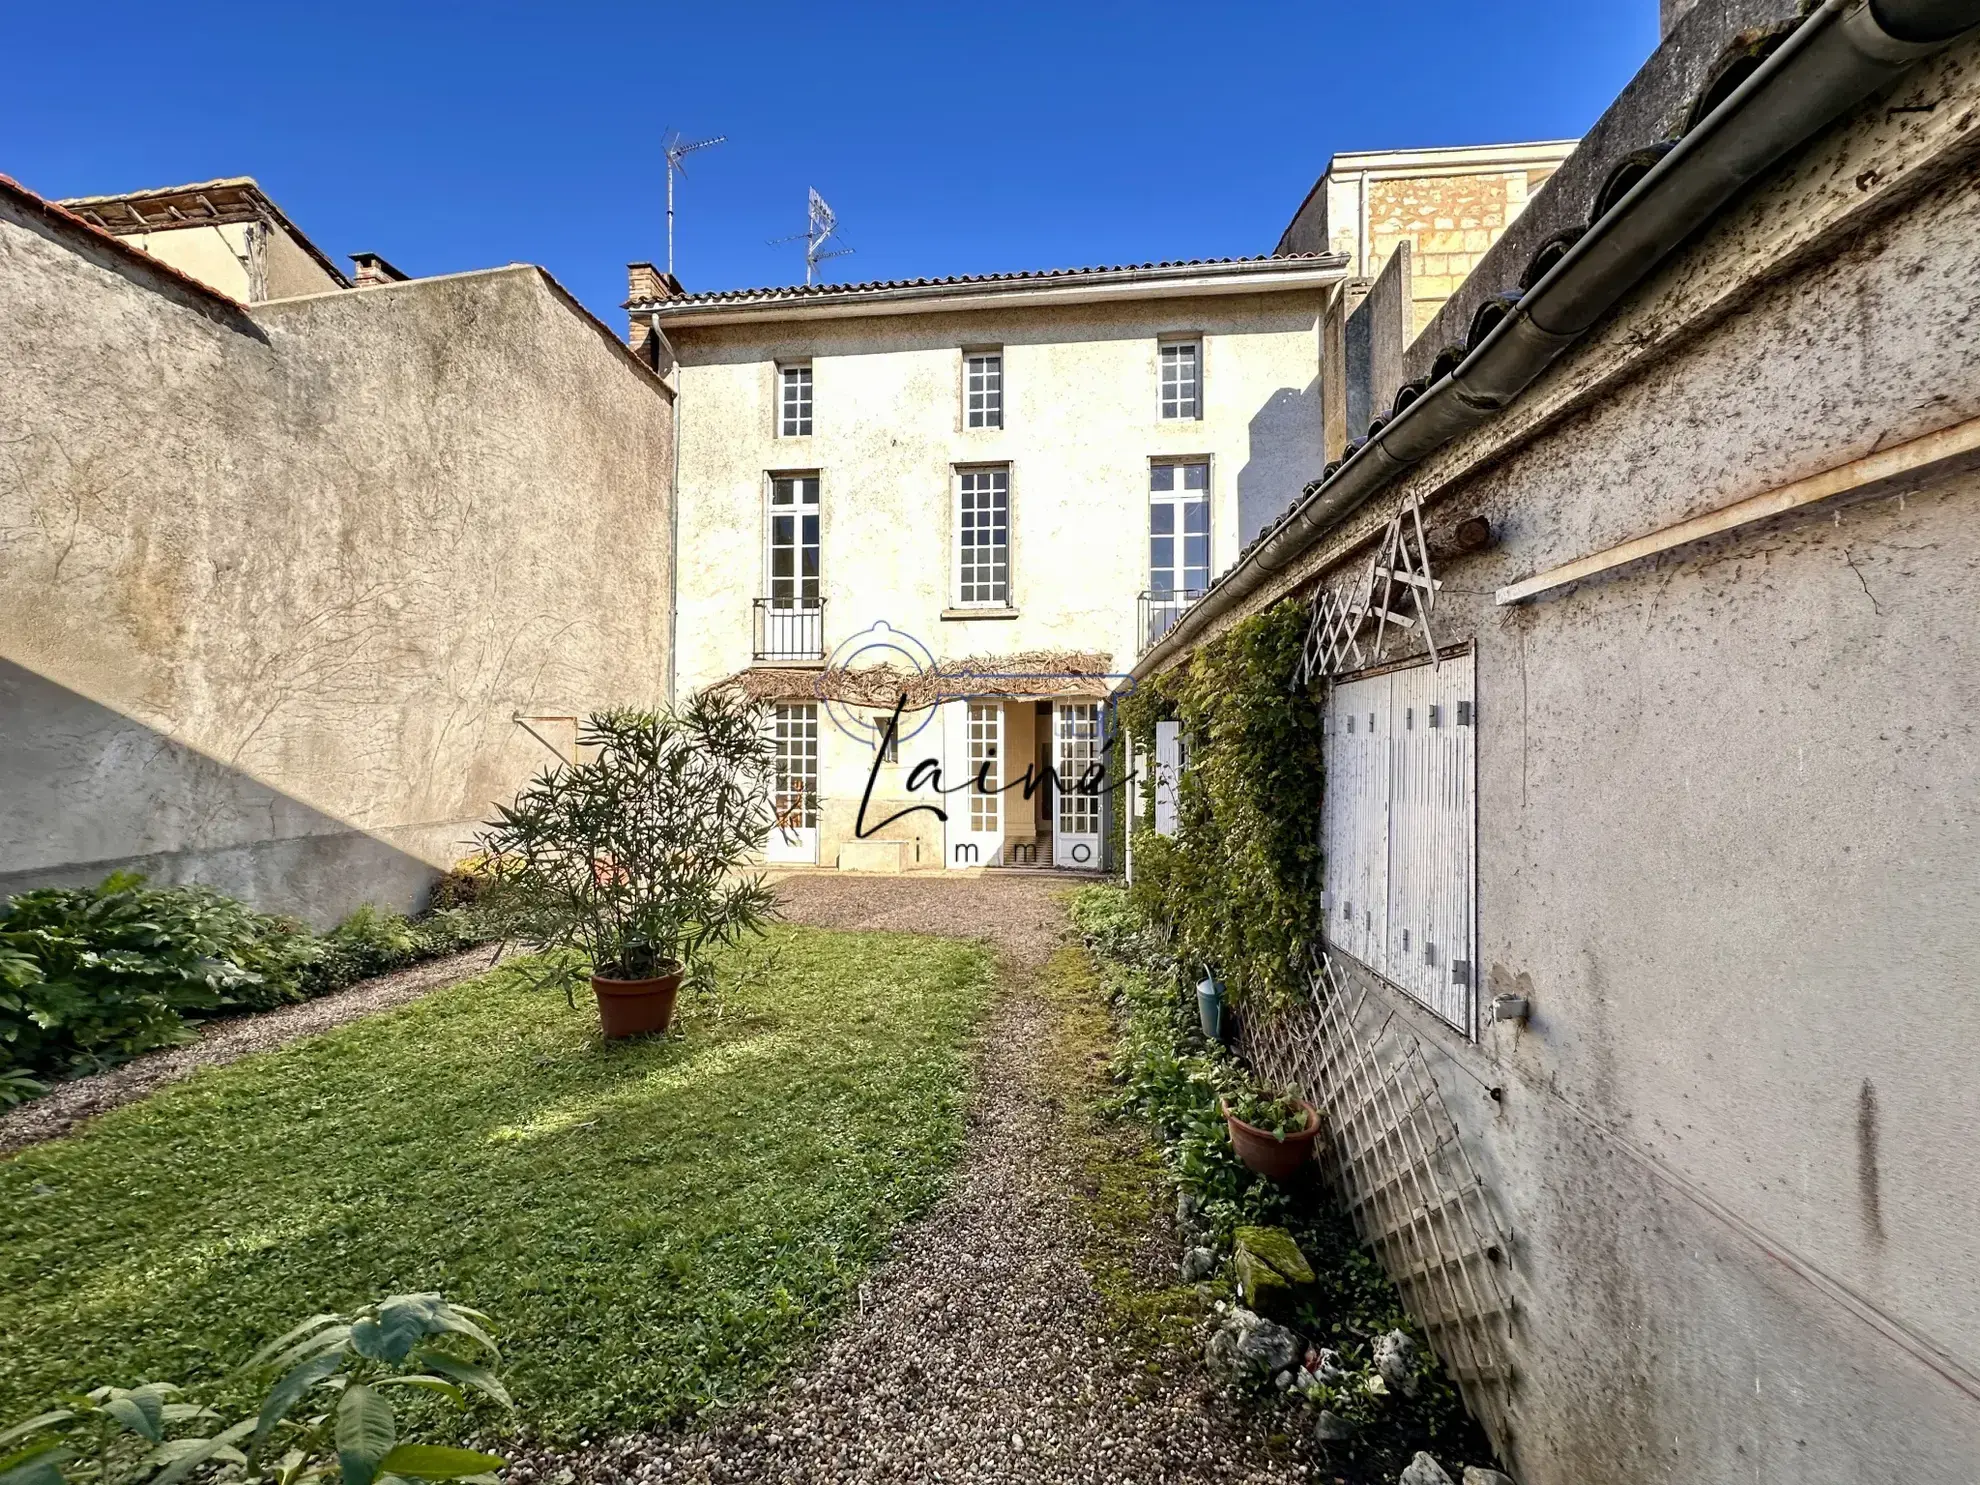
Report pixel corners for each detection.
[724,649,1114,709]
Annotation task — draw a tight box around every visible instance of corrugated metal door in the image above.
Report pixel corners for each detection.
[1323,653,1475,1033]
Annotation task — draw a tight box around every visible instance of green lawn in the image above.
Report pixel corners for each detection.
[0,925,993,1442]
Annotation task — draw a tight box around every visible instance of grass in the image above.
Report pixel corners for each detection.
[0,925,993,1444]
[1035,943,1199,1354]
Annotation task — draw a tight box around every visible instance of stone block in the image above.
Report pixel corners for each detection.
[837,839,908,873]
[1232,1225,1315,1316]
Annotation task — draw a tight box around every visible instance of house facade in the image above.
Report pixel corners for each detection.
[1129,2,1980,1482]
[632,256,1343,872]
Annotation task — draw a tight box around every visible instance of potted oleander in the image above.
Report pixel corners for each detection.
[478,691,779,1037]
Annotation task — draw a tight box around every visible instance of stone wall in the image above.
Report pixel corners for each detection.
[1364,170,1543,341]
[0,189,675,923]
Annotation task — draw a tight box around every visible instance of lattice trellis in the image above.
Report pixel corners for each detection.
[1293,498,1444,690]
[1239,949,1515,1437]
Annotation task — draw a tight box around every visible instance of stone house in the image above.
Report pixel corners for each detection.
[630,257,1343,872]
[1126,2,1980,1481]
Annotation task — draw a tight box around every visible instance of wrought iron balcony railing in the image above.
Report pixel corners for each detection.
[1138,589,1205,653]
[753,597,825,662]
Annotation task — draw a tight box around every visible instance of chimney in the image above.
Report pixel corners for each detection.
[626,261,683,361]
[350,252,410,287]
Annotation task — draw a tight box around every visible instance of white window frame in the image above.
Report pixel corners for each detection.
[964,349,1003,429]
[772,702,820,831]
[764,473,821,607]
[778,363,813,437]
[1148,460,1211,599]
[953,466,1011,608]
[1159,339,1201,420]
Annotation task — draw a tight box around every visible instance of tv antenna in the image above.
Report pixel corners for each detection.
[770,188,855,284]
[663,129,725,277]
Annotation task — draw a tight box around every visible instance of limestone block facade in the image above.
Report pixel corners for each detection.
[1278,141,1577,339]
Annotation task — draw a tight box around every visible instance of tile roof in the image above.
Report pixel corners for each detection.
[634,253,1338,311]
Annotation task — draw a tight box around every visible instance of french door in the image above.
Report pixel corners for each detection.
[941,699,1004,868]
[1053,701,1102,869]
[766,702,819,864]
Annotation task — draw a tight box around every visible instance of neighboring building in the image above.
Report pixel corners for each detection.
[57,176,351,302]
[630,254,1345,873]
[1130,3,1980,1483]
[1,175,674,923]
[1277,140,1577,457]
[1278,141,1576,339]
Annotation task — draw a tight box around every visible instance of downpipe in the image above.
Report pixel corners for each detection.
[1134,0,1980,677]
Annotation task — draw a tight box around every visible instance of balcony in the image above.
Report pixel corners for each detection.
[1138,589,1205,653]
[753,597,826,662]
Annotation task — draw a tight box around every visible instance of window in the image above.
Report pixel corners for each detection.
[766,475,820,606]
[772,703,820,831]
[877,726,900,764]
[955,467,1010,606]
[779,364,812,436]
[1056,703,1101,839]
[1321,654,1477,1033]
[967,702,1000,832]
[758,474,823,660]
[965,351,1003,429]
[1149,462,1210,599]
[1159,340,1200,419]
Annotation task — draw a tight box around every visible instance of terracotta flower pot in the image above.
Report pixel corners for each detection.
[1221,1097,1322,1182]
[590,963,684,1038]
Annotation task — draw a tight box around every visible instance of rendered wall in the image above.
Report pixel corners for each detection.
[1253,119,1980,1485]
[0,198,674,923]
[669,292,1323,868]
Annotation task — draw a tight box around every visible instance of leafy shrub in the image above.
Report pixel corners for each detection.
[0,876,500,1093]
[478,693,778,990]
[0,875,318,1078]
[0,1292,511,1485]
[1115,599,1324,1011]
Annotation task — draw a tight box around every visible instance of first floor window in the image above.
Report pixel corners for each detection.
[1150,462,1210,598]
[1159,340,1200,419]
[1321,653,1476,1032]
[767,474,820,606]
[956,467,1010,606]
[779,363,812,436]
[773,703,819,830]
[965,351,1003,428]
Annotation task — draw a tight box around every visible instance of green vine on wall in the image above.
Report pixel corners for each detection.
[1117,599,1324,1011]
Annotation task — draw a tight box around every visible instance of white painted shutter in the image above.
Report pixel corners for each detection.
[1154,720,1181,837]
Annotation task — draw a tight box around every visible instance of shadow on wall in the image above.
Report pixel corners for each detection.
[0,659,455,926]
[1238,378,1321,548]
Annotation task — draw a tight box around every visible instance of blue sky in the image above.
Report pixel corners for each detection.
[4,2,1659,325]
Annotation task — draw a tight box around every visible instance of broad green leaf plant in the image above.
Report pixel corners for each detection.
[0,1294,510,1485]
[478,689,781,992]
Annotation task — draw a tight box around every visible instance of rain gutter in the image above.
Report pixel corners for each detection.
[1132,0,1980,679]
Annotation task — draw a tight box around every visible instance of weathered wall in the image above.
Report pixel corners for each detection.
[1345,245,1409,439]
[668,292,1322,868]
[1252,94,1980,1485]
[0,196,674,923]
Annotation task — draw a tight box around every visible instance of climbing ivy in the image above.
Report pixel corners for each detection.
[1118,599,1324,1010]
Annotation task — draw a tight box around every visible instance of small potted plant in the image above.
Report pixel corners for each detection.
[1221,1086,1322,1182]
[478,690,779,1037]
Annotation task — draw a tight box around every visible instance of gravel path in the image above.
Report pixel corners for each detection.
[513,872,1316,1485]
[0,943,510,1156]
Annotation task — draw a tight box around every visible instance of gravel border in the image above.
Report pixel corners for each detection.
[511,874,1321,1485]
[0,943,510,1156]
